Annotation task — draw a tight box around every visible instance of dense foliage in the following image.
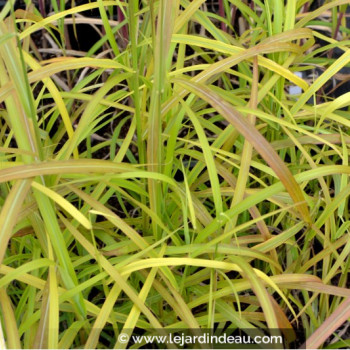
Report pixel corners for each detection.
[1,0,350,348]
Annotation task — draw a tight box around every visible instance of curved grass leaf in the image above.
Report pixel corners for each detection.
[0,288,21,349]
[0,180,32,264]
[305,297,350,349]
[173,78,311,223]
[31,181,91,230]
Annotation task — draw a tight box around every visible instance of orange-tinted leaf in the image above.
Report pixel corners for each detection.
[305,297,350,349]
[173,78,311,223]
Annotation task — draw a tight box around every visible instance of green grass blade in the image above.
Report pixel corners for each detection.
[0,180,32,264]
[174,78,311,223]
[305,297,350,349]
[0,288,21,349]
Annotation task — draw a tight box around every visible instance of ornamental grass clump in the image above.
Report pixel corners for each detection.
[0,0,350,349]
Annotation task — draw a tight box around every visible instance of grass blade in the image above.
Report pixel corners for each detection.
[0,288,21,349]
[0,180,32,264]
[305,297,350,349]
[174,78,311,223]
